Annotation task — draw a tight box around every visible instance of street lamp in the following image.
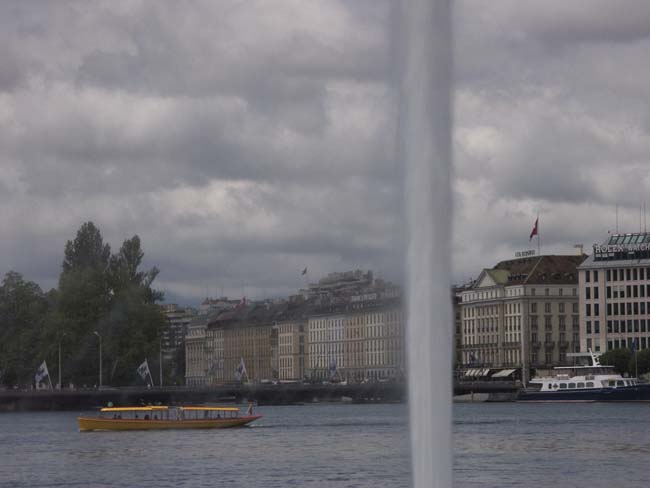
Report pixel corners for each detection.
[58,332,67,390]
[93,331,102,388]
[159,335,163,388]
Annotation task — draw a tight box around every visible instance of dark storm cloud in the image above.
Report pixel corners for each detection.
[3,0,650,302]
[450,0,650,282]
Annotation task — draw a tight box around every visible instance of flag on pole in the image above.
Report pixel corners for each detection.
[328,359,337,379]
[35,361,50,384]
[235,357,247,381]
[137,359,150,381]
[301,267,307,276]
[630,338,639,354]
[529,218,539,241]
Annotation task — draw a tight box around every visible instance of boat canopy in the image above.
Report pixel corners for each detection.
[180,406,239,412]
[464,368,490,377]
[100,406,169,412]
[492,369,516,378]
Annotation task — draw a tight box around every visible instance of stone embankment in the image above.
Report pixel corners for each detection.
[0,380,522,411]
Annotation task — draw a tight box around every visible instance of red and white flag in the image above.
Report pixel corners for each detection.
[529,218,538,241]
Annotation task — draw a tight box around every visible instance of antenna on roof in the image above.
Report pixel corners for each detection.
[616,203,619,233]
[645,202,647,233]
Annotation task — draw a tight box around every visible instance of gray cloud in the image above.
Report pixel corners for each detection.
[2,0,650,303]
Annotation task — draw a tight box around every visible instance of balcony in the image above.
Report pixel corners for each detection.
[544,341,555,349]
[558,340,570,349]
[531,341,541,349]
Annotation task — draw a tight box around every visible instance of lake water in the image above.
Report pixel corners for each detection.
[1,402,650,487]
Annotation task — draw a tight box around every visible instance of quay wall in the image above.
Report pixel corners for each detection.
[0,381,520,411]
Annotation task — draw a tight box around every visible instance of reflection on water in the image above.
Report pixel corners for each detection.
[3,403,650,487]
[0,404,410,488]
[454,403,650,488]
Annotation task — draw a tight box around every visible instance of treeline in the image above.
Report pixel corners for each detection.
[0,222,171,388]
[599,348,650,376]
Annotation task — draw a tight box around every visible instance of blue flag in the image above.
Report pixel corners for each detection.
[630,338,639,354]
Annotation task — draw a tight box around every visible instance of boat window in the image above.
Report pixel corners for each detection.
[559,383,567,389]
[616,380,625,387]
[568,383,576,389]
[552,384,558,389]
[608,380,616,387]
[586,382,594,388]
[577,382,585,388]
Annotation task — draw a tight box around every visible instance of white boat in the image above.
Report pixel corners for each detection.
[518,350,649,402]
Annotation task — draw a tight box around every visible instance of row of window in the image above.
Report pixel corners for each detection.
[600,267,650,282]
[605,301,650,316]
[531,332,577,343]
[603,319,650,334]
[607,337,648,350]
[530,315,580,329]
[585,284,650,300]
[605,284,650,299]
[464,287,578,302]
[530,302,579,313]
[550,382,595,389]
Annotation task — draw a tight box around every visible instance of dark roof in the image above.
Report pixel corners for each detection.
[206,299,316,329]
[204,295,402,329]
[492,254,585,285]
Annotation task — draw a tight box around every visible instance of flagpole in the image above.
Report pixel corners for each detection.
[537,214,541,256]
[148,360,155,387]
[634,337,639,380]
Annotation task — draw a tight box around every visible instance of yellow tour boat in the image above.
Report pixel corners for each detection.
[78,405,261,432]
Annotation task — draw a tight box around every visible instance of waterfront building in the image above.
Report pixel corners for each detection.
[308,309,347,380]
[160,304,197,378]
[184,271,404,385]
[276,298,310,381]
[205,320,224,385]
[307,297,405,382]
[200,302,279,384]
[459,255,583,380]
[185,313,209,386]
[199,296,240,313]
[453,284,472,369]
[578,233,650,353]
[302,270,374,301]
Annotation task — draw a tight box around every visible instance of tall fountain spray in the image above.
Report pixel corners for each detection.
[401,0,453,487]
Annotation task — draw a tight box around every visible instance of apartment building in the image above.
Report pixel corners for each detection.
[579,233,650,353]
[307,297,405,382]
[459,255,583,381]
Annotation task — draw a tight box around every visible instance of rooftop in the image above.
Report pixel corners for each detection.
[581,232,650,267]
[487,254,585,286]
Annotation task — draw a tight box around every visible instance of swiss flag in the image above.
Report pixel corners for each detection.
[529,218,538,241]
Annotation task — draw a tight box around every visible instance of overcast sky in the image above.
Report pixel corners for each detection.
[3,1,650,306]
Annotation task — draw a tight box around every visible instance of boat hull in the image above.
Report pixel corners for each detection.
[78,415,261,432]
[517,384,650,403]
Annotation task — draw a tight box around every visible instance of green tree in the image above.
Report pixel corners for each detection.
[633,349,650,376]
[55,222,113,387]
[599,348,632,375]
[4,223,168,388]
[102,236,167,385]
[0,272,53,387]
[55,223,169,386]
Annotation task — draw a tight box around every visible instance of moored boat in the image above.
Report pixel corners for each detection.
[517,350,650,402]
[78,405,261,431]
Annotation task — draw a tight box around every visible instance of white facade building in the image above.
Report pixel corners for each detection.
[460,255,583,381]
[579,233,650,353]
